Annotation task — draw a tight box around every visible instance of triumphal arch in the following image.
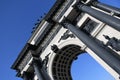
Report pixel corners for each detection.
[12,0,120,80]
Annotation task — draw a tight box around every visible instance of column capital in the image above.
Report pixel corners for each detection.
[32,57,43,68]
[85,0,99,6]
[32,57,51,80]
[22,72,30,80]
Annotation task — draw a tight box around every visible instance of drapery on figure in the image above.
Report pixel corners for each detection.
[103,35,120,51]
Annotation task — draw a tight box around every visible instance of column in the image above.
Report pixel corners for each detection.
[91,0,120,16]
[76,3,120,32]
[63,22,120,74]
[32,57,51,80]
[32,58,44,80]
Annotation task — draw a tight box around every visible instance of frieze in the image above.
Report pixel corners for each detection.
[18,51,32,71]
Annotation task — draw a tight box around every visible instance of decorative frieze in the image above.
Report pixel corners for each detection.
[18,51,32,71]
[53,0,74,21]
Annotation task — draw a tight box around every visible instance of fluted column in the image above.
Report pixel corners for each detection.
[63,22,120,74]
[75,3,120,32]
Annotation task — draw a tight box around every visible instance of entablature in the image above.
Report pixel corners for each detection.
[17,50,33,71]
[11,44,36,70]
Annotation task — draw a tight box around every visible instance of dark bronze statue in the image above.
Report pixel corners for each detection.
[103,35,120,51]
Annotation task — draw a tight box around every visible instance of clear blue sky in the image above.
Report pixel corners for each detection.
[0,0,120,80]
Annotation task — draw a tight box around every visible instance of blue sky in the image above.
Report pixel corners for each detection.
[71,53,115,80]
[0,0,120,80]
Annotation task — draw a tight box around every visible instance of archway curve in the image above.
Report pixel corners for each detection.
[51,44,85,80]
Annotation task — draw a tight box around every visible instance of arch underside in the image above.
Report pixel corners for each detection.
[52,45,85,80]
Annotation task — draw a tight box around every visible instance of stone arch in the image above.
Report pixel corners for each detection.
[51,44,85,80]
[47,38,119,80]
